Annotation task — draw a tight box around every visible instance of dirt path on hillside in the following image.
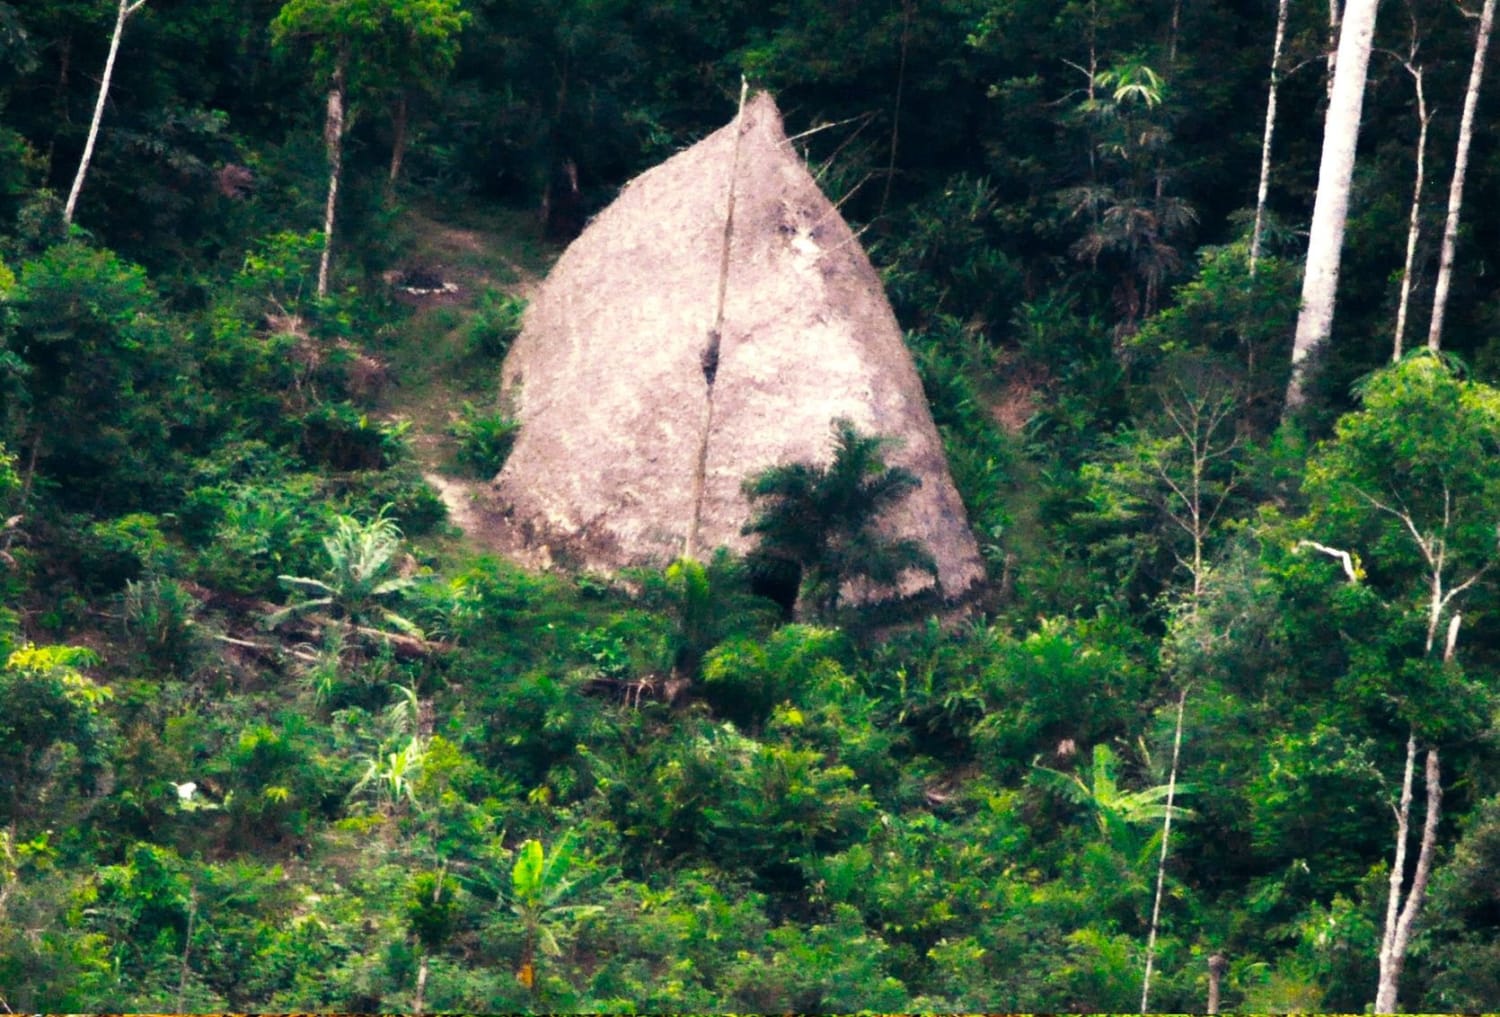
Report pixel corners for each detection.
[377,212,551,548]
[422,470,489,537]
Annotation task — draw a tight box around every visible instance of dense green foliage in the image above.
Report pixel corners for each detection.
[4,0,1500,1009]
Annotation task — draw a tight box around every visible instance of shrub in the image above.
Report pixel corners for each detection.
[465,289,527,359]
[449,401,520,477]
[298,403,409,471]
[122,575,207,679]
[338,464,447,536]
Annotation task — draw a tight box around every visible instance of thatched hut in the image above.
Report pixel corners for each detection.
[490,91,984,603]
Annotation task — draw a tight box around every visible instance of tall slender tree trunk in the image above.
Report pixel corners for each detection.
[174,891,198,1012]
[1393,57,1430,361]
[1251,0,1290,276]
[44,35,73,178]
[1284,0,1380,411]
[317,54,348,299]
[879,0,913,217]
[1426,0,1496,352]
[64,0,147,225]
[1169,0,1184,69]
[1375,737,1442,1013]
[1140,688,1189,1013]
[387,91,409,200]
[1327,0,1342,98]
[413,954,428,1014]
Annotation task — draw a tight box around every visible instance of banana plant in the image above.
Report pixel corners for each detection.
[508,833,603,993]
[1033,742,1196,859]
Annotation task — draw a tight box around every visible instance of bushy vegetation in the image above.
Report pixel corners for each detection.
[4,0,1500,1010]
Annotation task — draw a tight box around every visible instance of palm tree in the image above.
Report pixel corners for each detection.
[1061,61,1197,332]
[742,418,937,618]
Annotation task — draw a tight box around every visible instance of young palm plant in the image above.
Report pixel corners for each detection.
[267,509,421,636]
[742,418,937,619]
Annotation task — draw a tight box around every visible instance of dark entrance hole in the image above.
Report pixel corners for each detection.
[749,557,802,621]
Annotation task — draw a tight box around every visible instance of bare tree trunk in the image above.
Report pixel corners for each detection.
[1251,0,1290,276]
[1284,0,1380,411]
[413,955,429,1014]
[1376,733,1416,1008]
[1426,0,1496,352]
[1328,0,1342,98]
[1141,688,1189,1013]
[879,0,913,218]
[1207,952,1228,1013]
[1392,54,1430,360]
[316,55,347,299]
[387,91,409,200]
[64,0,147,225]
[175,890,197,1012]
[1375,741,1442,1013]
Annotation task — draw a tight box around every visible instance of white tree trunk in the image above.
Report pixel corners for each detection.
[1426,0,1496,352]
[1140,688,1189,1013]
[413,954,428,1014]
[64,0,147,225]
[1285,0,1380,410]
[317,58,347,299]
[1393,61,1430,361]
[1251,0,1290,276]
[1376,733,1416,1009]
[1375,743,1442,1013]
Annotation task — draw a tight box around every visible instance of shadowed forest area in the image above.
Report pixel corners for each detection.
[5,0,1500,1010]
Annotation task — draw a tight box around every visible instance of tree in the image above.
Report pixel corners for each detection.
[1300,356,1500,1009]
[376,0,468,196]
[1375,734,1441,1013]
[0,643,110,827]
[1304,357,1500,657]
[1285,0,1380,410]
[1425,0,1496,352]
[1060,61,1197,332]
[1140,688,1188,1012]
[1082,359,1245,606]
[8,242,198,514]
[741,418,937,619]
[1388,33,1431,361]
[272,0,468,295]
[63,0,147,225]
[1249,0,1290,277]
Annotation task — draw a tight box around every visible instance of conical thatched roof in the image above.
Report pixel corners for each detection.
[490,91,983,602]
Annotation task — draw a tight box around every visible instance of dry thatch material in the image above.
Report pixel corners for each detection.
[490,91,983,602]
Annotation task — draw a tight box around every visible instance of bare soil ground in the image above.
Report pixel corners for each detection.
[373,205,553,550]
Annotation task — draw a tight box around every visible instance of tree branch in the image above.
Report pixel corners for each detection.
[1297,540,1362,583]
